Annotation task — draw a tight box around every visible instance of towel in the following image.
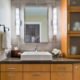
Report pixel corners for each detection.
[0,32,4,51]
[2,32,7,49]
[2,30,11,49]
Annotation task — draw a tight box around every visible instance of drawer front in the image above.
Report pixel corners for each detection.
[23,64,50,71]
[51,64,72,72]
[1,64,22,71]
[51,72,72,80]
[23,72,50,80]
[1,72,22,80]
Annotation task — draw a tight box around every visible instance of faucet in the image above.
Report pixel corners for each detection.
[34,45,38,52]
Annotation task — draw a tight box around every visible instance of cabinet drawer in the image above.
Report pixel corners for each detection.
[1,64,22,71]
[23,72,50,80]
[1,72,22,80]
[23,64,50,71]
[51,72,72,80]
[51,64,72,72]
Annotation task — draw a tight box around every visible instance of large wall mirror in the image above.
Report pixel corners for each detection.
[11,0,59,45]
[24,6,48,43]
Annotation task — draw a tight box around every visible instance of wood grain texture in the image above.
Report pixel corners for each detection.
[23,64,50,72]
[60,0,68,57]
[1,64,23,71]
[51,64,72,72]
[73,64,80,80]
[23,72,50,80]
[1,72,22,80]
[51,72,72,80]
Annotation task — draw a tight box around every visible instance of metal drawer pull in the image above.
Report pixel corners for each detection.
[32,73,40,76]
[8,68,16,70]
[75,66,78,69]
[58,67,66,70]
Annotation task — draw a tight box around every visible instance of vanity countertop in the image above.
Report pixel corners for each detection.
[1,58,80,64]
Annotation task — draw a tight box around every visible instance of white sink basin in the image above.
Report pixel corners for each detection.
[21,51,52,61]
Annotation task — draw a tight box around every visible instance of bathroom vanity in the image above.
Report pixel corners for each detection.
[0,58,80,80]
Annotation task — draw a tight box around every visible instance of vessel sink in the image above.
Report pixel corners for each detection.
[21,51,52,61]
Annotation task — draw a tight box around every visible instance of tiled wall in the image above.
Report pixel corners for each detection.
[11,36,55,51]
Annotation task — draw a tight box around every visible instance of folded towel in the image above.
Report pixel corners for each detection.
[2,32,7,49]
[0,32,4,51]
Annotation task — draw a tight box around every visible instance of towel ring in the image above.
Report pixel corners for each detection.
[0,24,9,32]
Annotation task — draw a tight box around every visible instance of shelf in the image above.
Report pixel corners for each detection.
[66,55,80,59]
[68,33,80,36]
[68,7,80,12]
[69,0,80,7]
[68,31,80,34]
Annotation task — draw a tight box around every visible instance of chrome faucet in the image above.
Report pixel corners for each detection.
[34,45,38,51]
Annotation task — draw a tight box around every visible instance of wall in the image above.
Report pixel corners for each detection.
[0,0,11,49]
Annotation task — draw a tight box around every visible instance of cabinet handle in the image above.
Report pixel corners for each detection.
[8,68,16,70]
[68,24,70,31]
[68,0,70,6]
[75,66,78,69]
[32,73,40,76]
[58,67,66,71]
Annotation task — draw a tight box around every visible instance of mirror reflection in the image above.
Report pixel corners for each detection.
[24,7,48,43]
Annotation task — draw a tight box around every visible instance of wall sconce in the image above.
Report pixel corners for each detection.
[16,8,20,36]
[53,8,58,36]
[0,24,9,32]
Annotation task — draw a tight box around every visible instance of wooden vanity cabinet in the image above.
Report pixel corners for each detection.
[23,64,50,80]
[51,64,72,80]
[0,63,75,80]
[0,64,23,80]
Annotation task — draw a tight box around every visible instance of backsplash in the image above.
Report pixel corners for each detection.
[19,43,53,51]
[11,36,54,51]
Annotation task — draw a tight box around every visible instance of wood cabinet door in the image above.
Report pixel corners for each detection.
[23,72,50,80]
[1,72,22,80]
[51,72,72,80]
[73,64,80,80]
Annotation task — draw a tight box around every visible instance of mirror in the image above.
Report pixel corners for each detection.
[24,6,48,43]
[11,0,58,44]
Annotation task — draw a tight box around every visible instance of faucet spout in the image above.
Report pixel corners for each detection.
[35,45,38,52]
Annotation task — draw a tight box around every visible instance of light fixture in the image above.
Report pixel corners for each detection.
[16,8,20,36]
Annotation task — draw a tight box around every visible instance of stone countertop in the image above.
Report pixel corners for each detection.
[1,58,80,64]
